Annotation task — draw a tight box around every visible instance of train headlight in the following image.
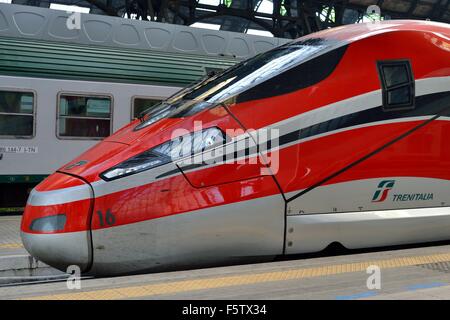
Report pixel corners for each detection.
[100,127,225,181]
[30,214,66,232]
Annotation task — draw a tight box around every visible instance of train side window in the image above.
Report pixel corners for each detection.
[377,60,415,111]
[132,97,163,120]
[0,90,35,138]
[57,93,112,139]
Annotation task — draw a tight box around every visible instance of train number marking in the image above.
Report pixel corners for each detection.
[0,146,38,153]
[96,209,116,227]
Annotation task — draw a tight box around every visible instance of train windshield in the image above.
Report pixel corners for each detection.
[166,38,337,105]
[135,38,340,130]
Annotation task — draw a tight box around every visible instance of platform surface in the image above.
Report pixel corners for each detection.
[0,216,26,257]
[0,239,449,300]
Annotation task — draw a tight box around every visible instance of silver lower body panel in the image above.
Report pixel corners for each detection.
[21,231,92,272]
[285,206,450,254]
[89,195,285,275]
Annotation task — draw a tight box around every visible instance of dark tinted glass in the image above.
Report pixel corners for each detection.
[388,86,411,105]
[378,60,415,111]
[0,114,33,136]
[59,95,111,117]
[58,118,110,138]
[133,98,162,119]
[0,91,33,114]
[237,45,347,103]
[382,65,409,87]
[166,39,341,105]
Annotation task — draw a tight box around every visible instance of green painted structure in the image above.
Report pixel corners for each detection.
[0,36,238,86]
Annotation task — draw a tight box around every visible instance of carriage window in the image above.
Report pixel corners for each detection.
[132,97,163,120]
[377,60,415,111]
[57,94,112,139]
[0,90,35,138]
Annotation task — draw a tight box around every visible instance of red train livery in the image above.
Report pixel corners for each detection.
[21,20,450,275]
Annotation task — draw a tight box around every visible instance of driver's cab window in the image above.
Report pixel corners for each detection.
[377,60,415,111]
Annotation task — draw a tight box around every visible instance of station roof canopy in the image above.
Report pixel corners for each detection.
[348,0,449,21]
[7,0,450,39]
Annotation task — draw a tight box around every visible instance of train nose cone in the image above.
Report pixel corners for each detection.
[20,173,93,272]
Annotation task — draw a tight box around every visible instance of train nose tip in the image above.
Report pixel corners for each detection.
[21,230,92,272]
[20,173,93,272]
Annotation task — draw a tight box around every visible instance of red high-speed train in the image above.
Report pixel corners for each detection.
[21,20,450,275]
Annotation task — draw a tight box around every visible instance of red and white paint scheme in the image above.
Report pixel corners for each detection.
[21,20,450,275]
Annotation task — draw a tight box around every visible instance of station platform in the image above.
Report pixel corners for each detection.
[0,215,25,256]
[0,215,65,284]
[0,231,449,299]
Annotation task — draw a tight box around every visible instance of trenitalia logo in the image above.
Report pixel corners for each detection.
[371,180,434,203]
[371,180,395,202]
